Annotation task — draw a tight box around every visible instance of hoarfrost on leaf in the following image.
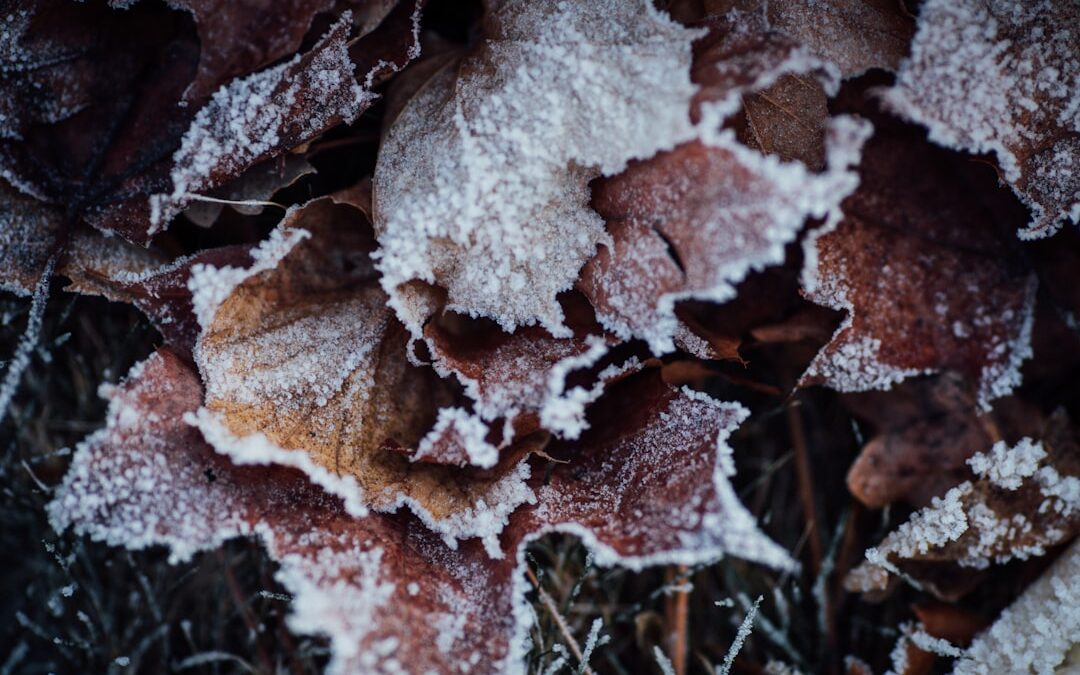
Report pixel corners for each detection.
[883,0,1080,238]
[372,0,701,338]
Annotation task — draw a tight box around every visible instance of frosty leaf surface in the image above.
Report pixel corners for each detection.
[883,0,1080,239]
[802,116,1037,408]
[168,0,398,102]
[581,118,868,354]
[373,0,701,337]
[952,540,1080,675]
[147,16,378,234]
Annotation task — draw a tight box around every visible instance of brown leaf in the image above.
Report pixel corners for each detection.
[50,352,791,674]
[580,119,867,354]
[185,198,542,552]
[883,0,1080,238]
[373,0,703,338]
[703,0,914,77]
[848,412,1080,599]
[801,114,1037,409]
[1,2,420,245]
[170,0,398,102]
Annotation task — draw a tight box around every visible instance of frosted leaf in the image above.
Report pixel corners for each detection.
[52,352,793,674]
[46,349,522,675]
[851,426,1080,597]
[189,199,539,552]
[148,16,374,234]
[751,0,914,78]
[883,0,1080,239]
[519,372,794,572]
[372,0,701,337]
[0,180,164,301]
[581,117,869,355]
[166,0,397,102]
[953,540,1080,675]
[801,116,1037,409]
[420,301,633,445]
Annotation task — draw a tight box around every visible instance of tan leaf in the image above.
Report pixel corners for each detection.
[373,0,702,338]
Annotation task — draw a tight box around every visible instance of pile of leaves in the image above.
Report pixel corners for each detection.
[2,0,1079,673]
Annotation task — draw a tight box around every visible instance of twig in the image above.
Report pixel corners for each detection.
[525,566,594,675]
[663,565,689,675]
[787,401,824,576]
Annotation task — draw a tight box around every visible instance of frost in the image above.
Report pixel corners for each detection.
[50,352,793,675]
[583,117,870,355]
[968,438,1046,490]
[953,541,1080,674]
[149,15,373,233]
[0,254,52,424]
[373,0,701,337]
[883,0,1080,238]
[855,434,1080,593]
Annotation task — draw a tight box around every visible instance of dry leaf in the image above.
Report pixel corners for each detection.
[883,0,1080,239]
[849,418,1080,598]
[801,114,1037,409]
[373,0,702,338]
[50,349,791,674]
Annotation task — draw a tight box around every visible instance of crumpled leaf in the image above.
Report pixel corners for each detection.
[168,0,397,102]
[882,0,1080,239]
[843,375,1041,509]
[373,0,702,338]
[952,540,1080,675]
[801,114,1037,409]
[50,349,791,674]
[848,420,1080,598]
[182,154,315,228]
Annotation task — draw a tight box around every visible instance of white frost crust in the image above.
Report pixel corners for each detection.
[148,14,373,233]
[882,0,1080,239]
[373,0,702,338]
[865,437,1080,575]
[191,408,535,558]
[413,406,500,469]
[953,540,1080,675]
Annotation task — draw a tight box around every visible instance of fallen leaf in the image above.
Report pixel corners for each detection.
[848,416,1080,598]
[883,0,1080,239]
[801,113,1037,409]
[50,349,791,674]
[373,0,702,338]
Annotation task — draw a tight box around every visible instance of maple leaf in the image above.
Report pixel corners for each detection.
[801,111,1037,409]
[373,0,702,338]
[49,349,791,675]
[882,0,1080,239]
